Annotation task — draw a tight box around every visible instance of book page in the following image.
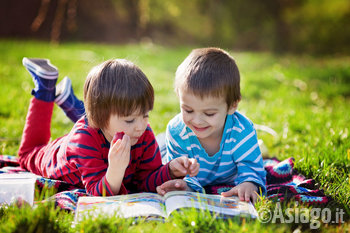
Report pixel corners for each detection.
[164,191,257,218]
[75,193,167,222]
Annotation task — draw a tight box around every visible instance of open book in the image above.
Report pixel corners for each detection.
[75,191,258,221]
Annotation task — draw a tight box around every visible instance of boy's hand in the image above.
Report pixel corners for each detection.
[169,156,199,179]
[106,134,131,194]
[221,182,258,204]
[108,134,130,170]
[156,179,189,196]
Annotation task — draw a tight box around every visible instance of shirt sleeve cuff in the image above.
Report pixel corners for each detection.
[118,184,128,195]
[164,162,172,181]
[102,176,115,196]
[102,176,128,196]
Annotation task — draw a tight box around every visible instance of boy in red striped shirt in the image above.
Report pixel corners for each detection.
[18,58,199,196]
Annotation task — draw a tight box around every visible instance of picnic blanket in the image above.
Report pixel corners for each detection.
[0,155,330,212]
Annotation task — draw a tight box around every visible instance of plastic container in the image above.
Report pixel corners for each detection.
[0,173,36,206]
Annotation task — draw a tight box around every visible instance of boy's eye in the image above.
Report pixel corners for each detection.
[125,119,135,124]
[143,114,149,118]
[205,113,215,117]
[184,110,193,114]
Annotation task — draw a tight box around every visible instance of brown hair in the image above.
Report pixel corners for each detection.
[83,59,154,129]
[175,47,241,108]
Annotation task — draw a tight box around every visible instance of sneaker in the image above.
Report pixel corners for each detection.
[22,57,58,102]
[55,76,85,123]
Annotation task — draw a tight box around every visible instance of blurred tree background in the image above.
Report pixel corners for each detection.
[1,0,349,55]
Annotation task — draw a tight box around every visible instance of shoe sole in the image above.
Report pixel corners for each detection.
[55,76,72,105]
[22,57,58,80]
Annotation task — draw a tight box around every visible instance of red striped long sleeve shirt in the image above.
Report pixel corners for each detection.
[37,116,172,196]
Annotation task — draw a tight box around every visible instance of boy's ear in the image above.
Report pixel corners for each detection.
[228,100,240,114]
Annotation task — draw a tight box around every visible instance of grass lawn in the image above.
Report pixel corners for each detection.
[0,39,349,232]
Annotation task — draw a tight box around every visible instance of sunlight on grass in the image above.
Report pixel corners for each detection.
[0,39,349,232]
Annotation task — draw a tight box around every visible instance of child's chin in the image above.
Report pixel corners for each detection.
[131,139,139,145]
[192,130,208,138]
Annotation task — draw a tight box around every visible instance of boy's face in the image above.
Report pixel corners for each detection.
[178,90,236,141]
[103,111,150,146]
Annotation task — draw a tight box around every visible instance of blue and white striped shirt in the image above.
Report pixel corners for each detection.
[165,111,266,194]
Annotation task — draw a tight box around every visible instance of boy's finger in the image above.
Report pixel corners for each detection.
[189,159,196,169]
[174,181,186,189]
[159,180,174,191]
[245,191,251,202]
[189,158,197,165]
[123,134,130,144]
[125,135,131,150]
[156,186,165,196]
[169,182,186,191]
[174,161,187,174]
[238,188,245,201]
[111,139,122,152]
[120,135,131,154]
[182,157,189,168]
[162,179,186,192]
[221,187,238,197]
[112,138,122,146]
[189,166,198,177]
[117,136,126,149]
[191,162,199,172]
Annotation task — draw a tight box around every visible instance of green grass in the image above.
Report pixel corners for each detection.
[0,39,349,232]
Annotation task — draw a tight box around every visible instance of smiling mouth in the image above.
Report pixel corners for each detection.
[193,125,209,131]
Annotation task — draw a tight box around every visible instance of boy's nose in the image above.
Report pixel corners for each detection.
[192,114,203,124]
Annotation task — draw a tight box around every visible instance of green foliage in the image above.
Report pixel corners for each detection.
[0,202,73,233]
[285,0,350,54]
[74,213,135,233]
[169,208,285,233]
[0,40,349,231]
[3,0,350,54]
[108,0,350,54]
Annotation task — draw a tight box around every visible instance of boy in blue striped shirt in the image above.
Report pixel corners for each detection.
[157,48,266,203]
